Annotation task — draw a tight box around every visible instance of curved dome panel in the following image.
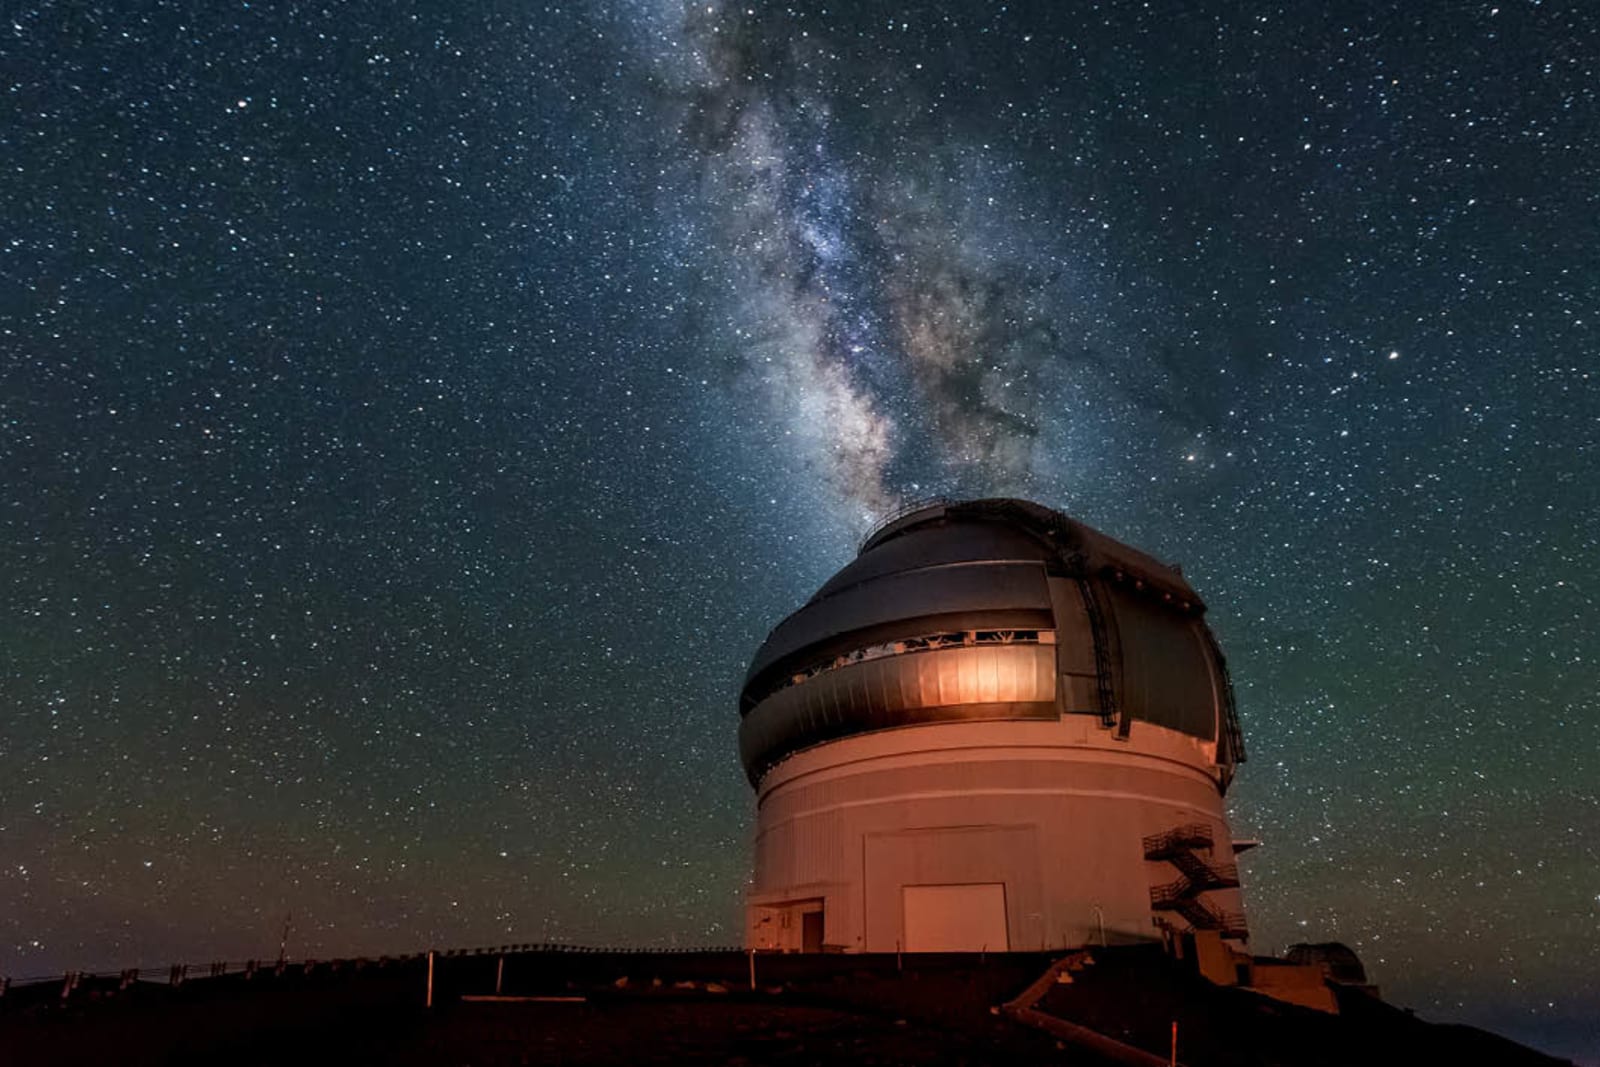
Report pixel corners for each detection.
[740,642,1057,776]
[1105,585,1222,740]
[811,519,1055,600]
[744,560,1054,700]
[738,498,1244,783]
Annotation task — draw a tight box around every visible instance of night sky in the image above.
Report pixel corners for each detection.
[3,1,1597,1059]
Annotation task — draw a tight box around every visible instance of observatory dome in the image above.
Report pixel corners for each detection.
[1285,943,1369,985]
[740,498,1253,955]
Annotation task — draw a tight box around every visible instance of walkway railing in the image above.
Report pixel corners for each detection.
[0,942,747,998]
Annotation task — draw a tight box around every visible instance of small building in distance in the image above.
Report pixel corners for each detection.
[737,498,1251,954]
[1285,942,1371,986]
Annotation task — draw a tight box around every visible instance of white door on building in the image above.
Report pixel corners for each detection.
[901,882,1009,952]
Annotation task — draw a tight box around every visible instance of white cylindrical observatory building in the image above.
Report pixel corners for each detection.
[739,499,1249,953]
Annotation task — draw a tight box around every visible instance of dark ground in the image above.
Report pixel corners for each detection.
[0,948,1574,1066]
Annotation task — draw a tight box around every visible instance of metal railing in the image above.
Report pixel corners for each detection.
[858,496,955,551]
[1167,850,1240,889]
[1142,823,1214,858]
[1145,819,1248,941]
[0,942,748,996]
[1148,877,1193,909]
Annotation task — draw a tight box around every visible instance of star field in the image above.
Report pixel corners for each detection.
[2,2,1597,1060]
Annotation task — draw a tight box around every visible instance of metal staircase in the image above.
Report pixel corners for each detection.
[1144,824,1247,940]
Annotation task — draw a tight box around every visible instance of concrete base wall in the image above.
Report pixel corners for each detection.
[746,717,1245,953]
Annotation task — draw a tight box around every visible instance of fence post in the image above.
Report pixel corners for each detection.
[426,950,435,1008]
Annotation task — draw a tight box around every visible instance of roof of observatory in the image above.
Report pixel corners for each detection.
[737,496,1246,785]
[823,497,1202,607]
[742,496,1210,698]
